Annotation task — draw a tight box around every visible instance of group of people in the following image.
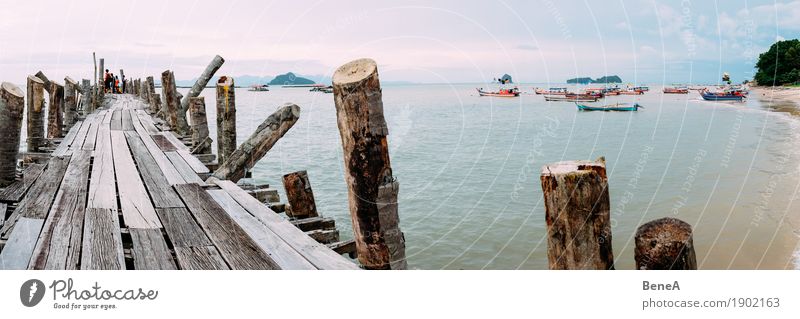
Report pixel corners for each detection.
[103,69,123,93]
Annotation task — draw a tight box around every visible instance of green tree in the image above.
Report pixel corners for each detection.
[755,39,800,85]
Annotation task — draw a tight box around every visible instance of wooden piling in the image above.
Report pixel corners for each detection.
[634,217,697,270]
[47,81,64,139]
[26,76,46,153]
[98,58,104,100]
[180,55,224,114]
[0,82,25,187]
[540,157,614,270]
[332,58,407,270]
[189,97,211,154]
[64,77,79,128]
[215,76,236,164]
[80,79,91,115]
[120,69,125,93]
[161,70,179,130]
[282,170,319,219]
[146,76,157,113]
[208,103,300,183]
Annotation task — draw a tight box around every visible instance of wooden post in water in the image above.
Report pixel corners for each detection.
[540,157,614,270]
[64,77,78,128]
[634,217,697,270]
[208,103,300,183]
[189,97,211,154]
[80,79,91,115]
[0,82,24,187]
[98,58,104,100]
[152,93,163,119]
[47,81,64,138]
[161,70,179,130]
[215,76,236,164]
[332,58,406,270]
[26,76,46,153]
[146,76,157,113]
[282,170,319,219]
[180,55,224,115]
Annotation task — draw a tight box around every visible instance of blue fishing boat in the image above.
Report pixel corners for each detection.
[575,102,643,111]
[700,90,745,101]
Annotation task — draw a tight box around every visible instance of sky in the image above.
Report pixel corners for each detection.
[0,0,798,85]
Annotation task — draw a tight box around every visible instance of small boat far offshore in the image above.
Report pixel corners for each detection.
[663,87,689,94]
[248,84,269,92]
[545,94,599,102]
[477,87,520,97]
[576,102,643,111]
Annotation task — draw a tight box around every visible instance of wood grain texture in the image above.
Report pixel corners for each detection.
[634,217,697,270]
[87,126,117,210]
[121,109,135,131]
[151,133,177,151]
[282,170,319,219]
[52,120,83,156]
[129,228,176,270]
[47,82,64,138]
[26,76,46,152]
[110,109,122,131]
[215,76,236,164]
[0,217,44,269]
[0,163,45,203]
[110,131,161,228]
[81,208,125,270]
[174,246,230,270]
[165,151,206,186]
[0,82,24,186]
[155,207,211,248]
[124,132,184,208]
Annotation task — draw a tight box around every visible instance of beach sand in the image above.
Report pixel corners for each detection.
[753,86,800,115]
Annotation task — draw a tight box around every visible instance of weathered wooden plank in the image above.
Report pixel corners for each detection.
[155,207,210,248]
[129,228,176,270]
[121,109,135,131]
[305,229,340,244]
[178,150,210,174]
[174,183,279,270]
[127,110,185,186]
[327,239,356,256]
[69,116,93,153]
[165,151,206,186]
[110,131,161,228]
[291,216,336,232]
[87,126,116,210]
[109,109,122,130]
[0,217,44,269]
[81,120,99,150]
[212,180,359,269]
[0,156,71,239]
[124,132,184,208]
[207,190,316,270]
[52,121,83,156]
[0,163,45,203]
[135,110,160,134]
[28,150,90,270]
[174,246,230,270]
[151,133,178,151]
[81,208,125,270]
[0,203,6,228]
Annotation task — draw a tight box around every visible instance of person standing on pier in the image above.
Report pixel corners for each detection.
[114,76,120,93]
[104,69,111,93]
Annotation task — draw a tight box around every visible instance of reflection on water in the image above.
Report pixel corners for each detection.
[184,85,800,269]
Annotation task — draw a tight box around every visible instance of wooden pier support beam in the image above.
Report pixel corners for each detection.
[180,55,224,116]
[215,76,236,164]
[47,81,64,138]
[64,76,79,128]
[146,76,156,113]
[189,97,211,154]
[208,103,300,183]
[332,58,406,270]
[98,58,104,101]
[34,71,52,92]
[540,157,614,270]
[634,217,697,270]
[26,76,46,153]
[80,79,91,115]
[161,70,179,130]
[282,170,319,219]
[120,69,125,93]
[0,82,25,187]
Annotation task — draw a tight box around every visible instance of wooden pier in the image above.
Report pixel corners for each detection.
[0,94,358,270]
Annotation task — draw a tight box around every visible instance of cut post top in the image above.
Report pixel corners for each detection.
[65,76,77,85]
[332,58,377,85]
[541,157,606,178]
[635,217,693,243]
[1,82,24,97]
[27,75,44,84]
[217,76,234,87]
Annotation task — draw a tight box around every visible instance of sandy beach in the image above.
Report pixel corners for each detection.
[754,86,800,114]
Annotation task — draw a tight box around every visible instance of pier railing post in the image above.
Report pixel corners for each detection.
[64,76,78,128]
[208,103,300,183]
[282,170,319,219]
[26,76,46,153]
[181,55,224,118]
[161,70,179,131]
[215,76,236,164]
[332,58,407,270]
[98,58,104,102]
[80,79,91,115]
[634,217,697,270]
[146,76,157,113]
[189,97,211,154]
[0,82,25,186]
[540,157,614,270]
[47,81,64,138]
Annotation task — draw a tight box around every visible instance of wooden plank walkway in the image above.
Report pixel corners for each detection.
[0,94,358,270]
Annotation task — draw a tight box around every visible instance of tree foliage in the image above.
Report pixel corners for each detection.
[755,39,800,85]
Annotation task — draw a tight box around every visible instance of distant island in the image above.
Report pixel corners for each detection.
[268,72,315,85]
[566,75,622,84]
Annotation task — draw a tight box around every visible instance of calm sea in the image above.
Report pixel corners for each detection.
[180,84,800,270]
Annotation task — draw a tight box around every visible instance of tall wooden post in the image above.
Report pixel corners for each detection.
[146,76,157,113]
[64,77,78,128]
[152,93,163,119]
[98,58,105,100]
[47,81,64,138]
[80,79,91,115]
[189,97,211,154]
[332,58,406,270]
[26,76,46,152]
[180,55,224,114]
[634,217,697,270]
[120,69,125,93]
[540,158,614,270]
[0,82,24,187]
[208,103,300,183]
[34,71,52,92]
[282,170,319,219]
[215,76,236,164]
[161,70,179,131]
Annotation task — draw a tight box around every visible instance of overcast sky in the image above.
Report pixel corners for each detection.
[0,0,797,84]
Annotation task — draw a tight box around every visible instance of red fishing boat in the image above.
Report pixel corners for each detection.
[477,87,520,97]
[663,87,689,94]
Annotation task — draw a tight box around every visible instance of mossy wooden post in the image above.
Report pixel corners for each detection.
[540,157,614,270]
[26,76,46,152]
[161,70,179,130]
[208,103,300,183]
[282,170,319,219]
[180,55,224,117]
[47,81,64,139]
[64,77,78,128]
[189,97,211,154]
[80,79,91,115]
[215,76,236,164]
[634,217,697,270]
[0,82,25,187]
[332,58,407,270]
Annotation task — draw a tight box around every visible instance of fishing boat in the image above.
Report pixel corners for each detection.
[663,86,689,94]
[545,94,599,102]
[700,89,745,101]
[534,87,567,95]
[632,86,650,92]
[310,85,334,93]
[477,87,520,97]
[248,84,269,92]
[619,89,644,95]
[576,102,643,111]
